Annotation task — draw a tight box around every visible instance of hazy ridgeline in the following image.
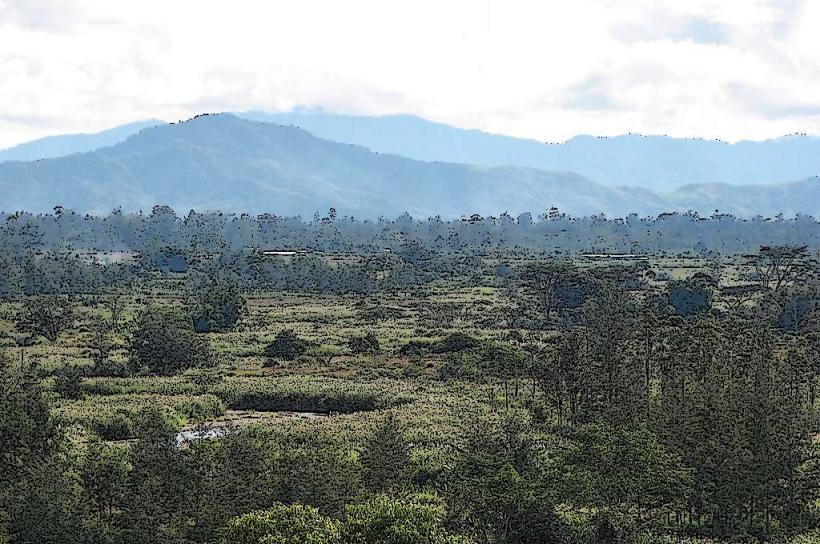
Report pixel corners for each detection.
[1,205,819,544]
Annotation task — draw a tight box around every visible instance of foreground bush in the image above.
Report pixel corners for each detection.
[221,503,340,544]
[221,496,471,544]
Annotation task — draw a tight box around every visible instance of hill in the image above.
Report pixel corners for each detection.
[0,119,164,163]
[1,114,817,218]
[240,111,820,191]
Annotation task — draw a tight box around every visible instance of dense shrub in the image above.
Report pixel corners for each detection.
[349,332,381,355]
[186,274,247,332]
[91,411,134,441]
[263,330,310,362]
[53,365,85,400]
[129,305,212,375]
[222,496,471,544]
[666,275,713,317]
[221,503,341,544]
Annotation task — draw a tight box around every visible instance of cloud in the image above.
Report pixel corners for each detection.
[611,15,729,45]
[725,81,820,120]
[0,0,81,32]
[0,0,820,148]
[560,77,619,111]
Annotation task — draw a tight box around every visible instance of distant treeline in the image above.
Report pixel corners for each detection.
[1,205,819,256]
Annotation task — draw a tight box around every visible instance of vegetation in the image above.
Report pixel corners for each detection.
[263,330,310,362]
[0,207,819,543]
[129,305,212,375]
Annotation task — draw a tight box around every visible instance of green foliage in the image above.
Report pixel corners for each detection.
[361,414,411,493]
[1,239,818,544]
[85,316,114,370]
[186,273,247,332]
[666,275,714,317]
[342,496,472,544]
[221,504,341,544]
[399,333,481,358]
[119,406,184,544]
[81,439,129,528]
[222,497,471,544]
[0,356,81,542]
[53,364,85,400]
[129,305,212,374]
[559,424,692,519]
[17,295,75,342]
[264,330,310,362]
[448,411,566,544]
[350,332,381,355]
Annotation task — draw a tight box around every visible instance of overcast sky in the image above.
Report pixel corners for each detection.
[1,0,819,148]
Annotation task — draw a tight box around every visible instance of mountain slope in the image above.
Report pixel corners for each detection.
[0,120,164,163]
[0,114,817,218]
[0,114,665,217]
[239,111,820,191]
[671,177,820,218]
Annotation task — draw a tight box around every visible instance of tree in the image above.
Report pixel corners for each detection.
[538,329,589,426]
[129,305,211,375]
[666,274,714,317]
[350,332,381,355]
[449,412,563,544]
[361,414,411,493]
[559,424,692,536]
[222,498,471,544]
[53,364,84,399]
[745,245,813,292]
[521,262,590,326]
[120,407,185,544]
[81,439,128,529]
[103,292,127,331]
[17,295,75,342]
[186,273,247,333]
[520,262,564,324]
[0,355,80,542]
[86,316,114,370]
[263,330,309,363]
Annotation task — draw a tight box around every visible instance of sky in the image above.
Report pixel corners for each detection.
[1,0,819,149]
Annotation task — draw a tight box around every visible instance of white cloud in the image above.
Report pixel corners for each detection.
[0,0,819,148]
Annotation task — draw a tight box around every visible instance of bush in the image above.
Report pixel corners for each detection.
[398,340,433,357]
[399,333,480,358]
[186,274,247,333]
[349,332,380,355]
[128,305,212,375]
[221,497,471,544]
[91,411,134,441]
[221,503,341,544]
[667,276,713,317]
[434,332,479,353]
[263,330,310,362]
[53,365,85,400]
[341,496,471,544]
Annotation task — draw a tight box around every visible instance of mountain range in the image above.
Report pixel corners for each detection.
[238,111,820,192]
[0,120,163,163]
[0,113,817,218]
